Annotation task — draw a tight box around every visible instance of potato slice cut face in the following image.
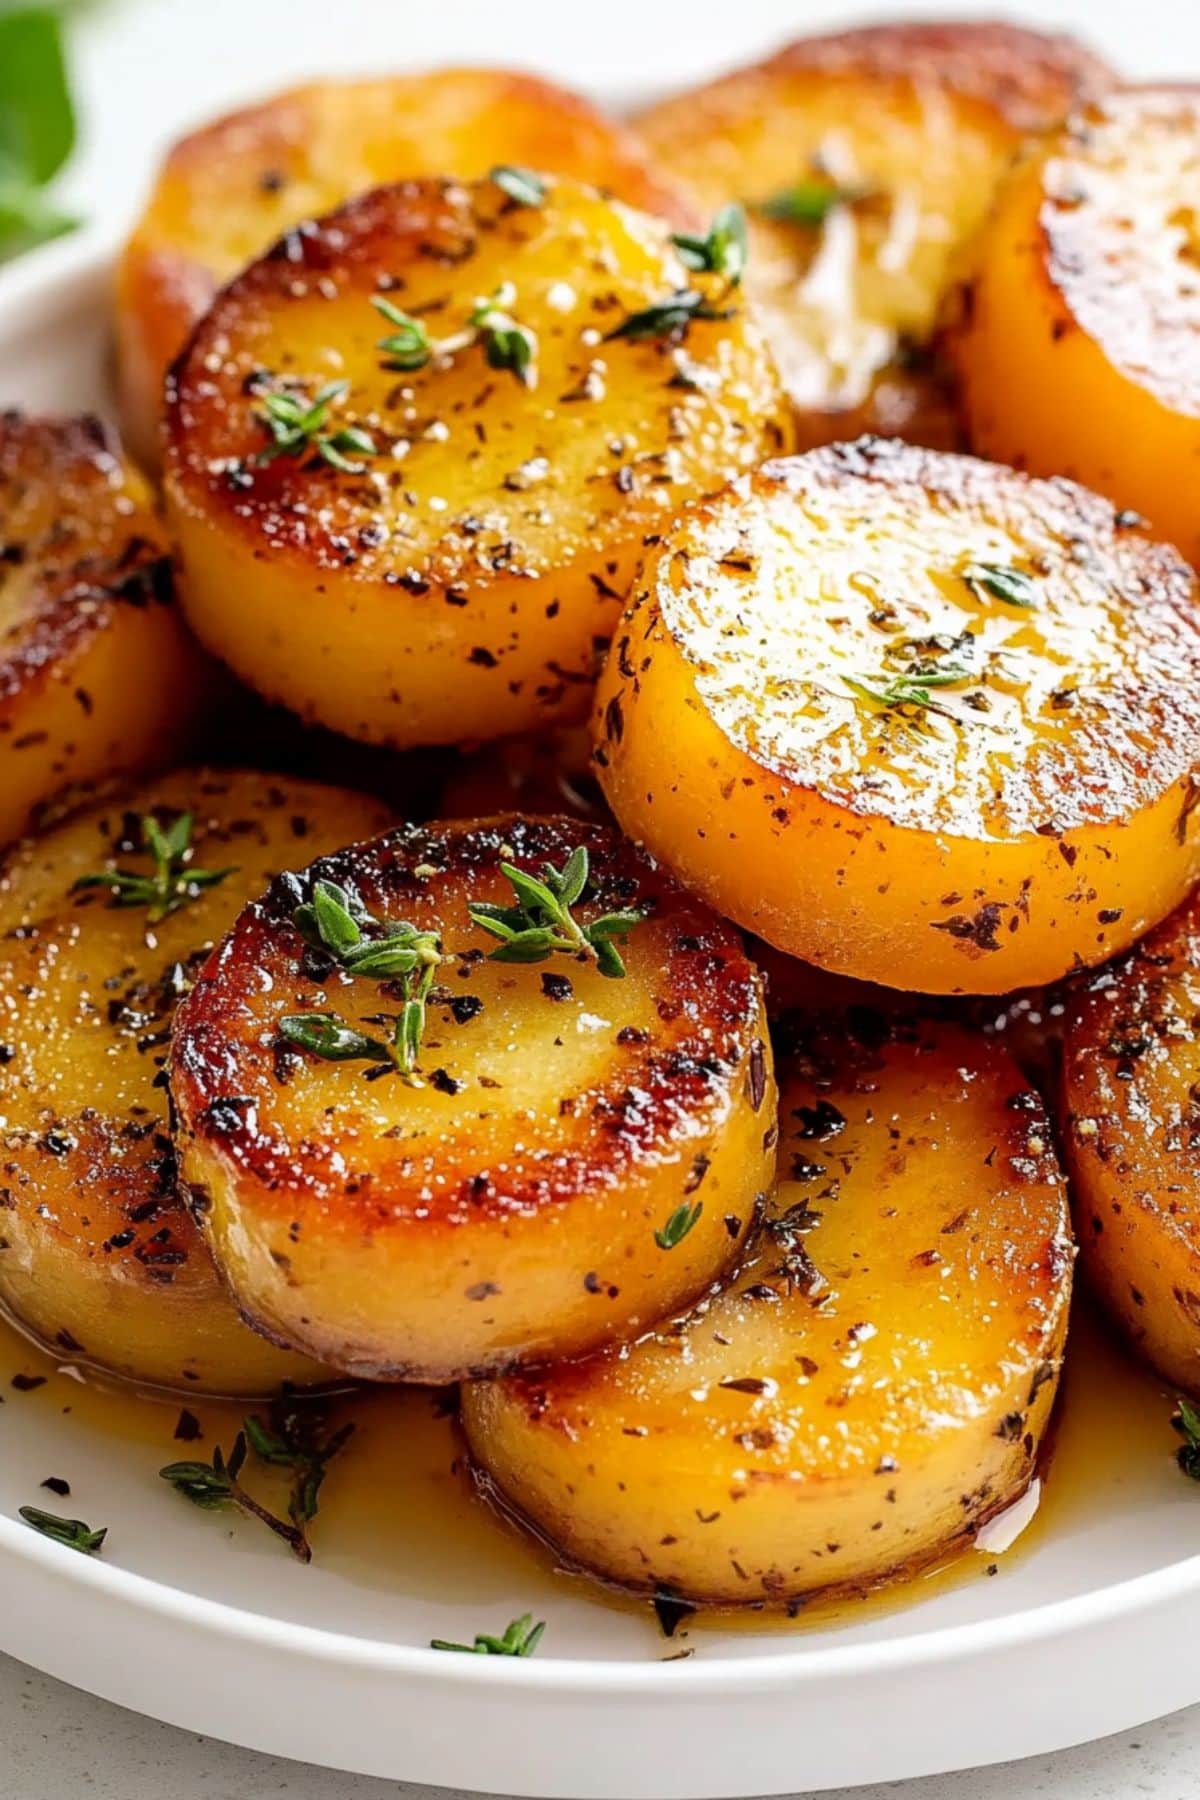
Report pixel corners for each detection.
[164,174,789,751]
[117,68,691,469]
[950,89,1200,568]
[169,815,774,1383]
[1061,892,1200,1395]
[463,1009,1072,1606]
[638,21,1108,443]
[0,412,202,849]
[0,767,391,1394]
[593,440,1200,995]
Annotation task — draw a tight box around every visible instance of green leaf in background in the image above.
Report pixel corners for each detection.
[0,5,80,262]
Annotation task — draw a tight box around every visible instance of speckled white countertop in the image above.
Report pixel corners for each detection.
[6,1,1200,1794]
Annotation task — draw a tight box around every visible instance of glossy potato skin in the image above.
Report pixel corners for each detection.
[949,89,1200,568]
[1061,892,1200,1395]
[639,21,1109,445]
[117,67,692,469]
[0,767,392,1394]
[170,815,774,1383]
[464,1010,1072,1605]
[164,175,790,751]
[0,413,203,849]
[593,439,1200,995]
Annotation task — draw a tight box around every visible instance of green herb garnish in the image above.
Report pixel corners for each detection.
[671,202,748,288]
[654,1200,703,1251]
[755,179,873,227]
[468,845,642,978]
[254,378,377,472]
[490,164,547,208]
[431,1613,546,1657]
[843,661,975,716]
[160,1409,350,1563]
[1174,1398,1200,1480]
[604,288,732,344]
[961,562,1037,609]
[373,283,537,387]
[0,7,80,263]
[281,877,444,1082]
[19,1505,106,1555]
[73,812,235,924]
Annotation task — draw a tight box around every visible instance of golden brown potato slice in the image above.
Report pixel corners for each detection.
[593,439,1200,996]
[169,815,774,1383]
[0,412,203,850]
[638,20,1109,444]
[0,767,392,1394]
[164,173,790,752]
[117,68,692,470]
[464,1007,1072,1606]
[1061,892,1200,1395]
[949,88,1200,567]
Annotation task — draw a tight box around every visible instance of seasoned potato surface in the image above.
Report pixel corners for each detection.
[594,439,1200,994]
[164,174,789,750]
[464,1008,1072,1605]
[170,815,774,1382]
[950,88,1200,566]
[0,768,391,1393]
[0,413,201,849]
[639,20,1108,441]
[117,67,691,468]
[1062,892,1200,1395]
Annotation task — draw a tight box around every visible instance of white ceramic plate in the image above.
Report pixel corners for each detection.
[3,230,1200,1799]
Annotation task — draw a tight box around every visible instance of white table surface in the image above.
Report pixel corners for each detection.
[6,1,1200,1795]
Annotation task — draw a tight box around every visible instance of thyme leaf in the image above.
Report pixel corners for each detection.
[242,1395,356,1530]
[431,1612,546,1656]
[654,1200,703,1250]
[468,845,642,978]
[604,288,733,344]
[254,378,377,471]
[843,660,975,717]
[755,179,874,226]
[19,1505,106,1555]
[373,284,537,386]
[73,811,235,924]
[671,202,748,287]
[490,164,547,208]
[960,562,1037,609]
[159,1417,351,1563]
[1174,1397,1200,1480]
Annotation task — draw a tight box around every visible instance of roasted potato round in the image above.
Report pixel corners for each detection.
[0,767,392,1394]
[117,67,691,470]
[593,439,1200,995]
[164,173,790,751]
[638,20,1109,445]
[169,815,774,1383]
[0,412,202,849]
[1061,892,1200,1395]
[464,1008,1072,1606]
[949,88,1200,567]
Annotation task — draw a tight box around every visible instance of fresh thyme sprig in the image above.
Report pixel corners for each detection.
[960,562,1037,609]
[243,1395,356,1533]
[843,660,975,718]
[468,846,643,978]
[604,288,733,345]
[490,164,547,208]
[755,179,875,226]
[654,1200,703,1250]
[254,378,378,472]
[160,1431,310,1561]
[431,1612,546,1656]
[280,878,444,1082]
[671,202,748,288]
[73,812,235,924]
[1173,1397,1200,1480]
[373,282,538,386]
[19,1505,106,1555]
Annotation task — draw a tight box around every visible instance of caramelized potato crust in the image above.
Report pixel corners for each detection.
[950,88,1200,566]
[639,20,1109,442]
[0,412,202,849]
[1061,892,1200,1394]
[117,67,691,468]
[169,815,774,1382]
[164,174,790,751]
[593,438,1200,994]
[0,768,391,1393]
[464,1008,1072,1605]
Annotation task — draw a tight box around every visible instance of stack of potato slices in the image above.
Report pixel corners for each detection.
[4,21,1200,1622]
